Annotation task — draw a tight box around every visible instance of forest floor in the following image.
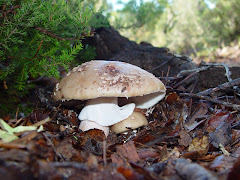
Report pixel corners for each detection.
[0,45,240,180]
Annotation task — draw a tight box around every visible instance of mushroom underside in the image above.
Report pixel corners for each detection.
[78,91,165,135]
[78,97,135,126]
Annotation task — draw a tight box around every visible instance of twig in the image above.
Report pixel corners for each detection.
[188,80,199,116]
[34,27,94,41]
[180,93,240,111]
[233,86,240,96]
[0,142,27,149]
[150,56,176,73]
[33,39,43,59]
[32,117,52,127]
[34,27,77,41]
[176,66,209,77]
[50,162,88,170]
[197,78,240,96]
[173,72,198,89]
[0,5,21,19]
[27,76,44,84]
[103,140,107,167]
[15,107,19,120]
[165,65,171,86]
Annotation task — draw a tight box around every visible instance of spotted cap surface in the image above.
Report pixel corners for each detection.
[52,60,166,101]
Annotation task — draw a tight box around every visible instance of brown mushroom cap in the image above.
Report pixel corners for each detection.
[53,60,165,101]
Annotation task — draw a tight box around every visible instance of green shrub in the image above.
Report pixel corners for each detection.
[0,0,108,116]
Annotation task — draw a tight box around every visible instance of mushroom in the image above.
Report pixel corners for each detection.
[52,60,166,136]
[110,111,148,134]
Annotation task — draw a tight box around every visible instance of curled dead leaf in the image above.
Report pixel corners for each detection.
[188,136,209,155]
[178,130,192,147]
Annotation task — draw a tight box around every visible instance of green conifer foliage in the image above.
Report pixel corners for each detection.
[0,0,106,90]
[0,0,108,116]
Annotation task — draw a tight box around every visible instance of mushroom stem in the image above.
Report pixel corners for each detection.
[78,97,135,132]
[79,120,109,136]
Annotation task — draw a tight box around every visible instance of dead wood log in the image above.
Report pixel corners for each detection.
[198,66,240,90]
[82,27,196,77]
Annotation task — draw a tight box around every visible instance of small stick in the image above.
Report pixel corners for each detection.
[173,72,198,89]
[188,81,199,116]
[197,78,240,96]
[176,66,209,77]
[15,107,19,120]
[180,93,240,111]
[0,142,26,149]
[32,117,52,127]
[51,162,88,170]
[103,140,107,166]
[150,56,175,73]
[165,65,171,86]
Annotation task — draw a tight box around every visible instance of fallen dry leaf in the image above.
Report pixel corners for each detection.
[178,129,192,147]
[227,156,240,180]
[210,154,237,173]
[188,135,209,155]
[209,122,232,148]
[56,138,81,161]
[137,148,160,159]
[174,158,218,180]
[162,147,180,162]
[208,110,230,129]
[117,166,144,180]
[185,102,210,129]
[111,141,140,166]
[181,151,200,161]
[165,92,179,104]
